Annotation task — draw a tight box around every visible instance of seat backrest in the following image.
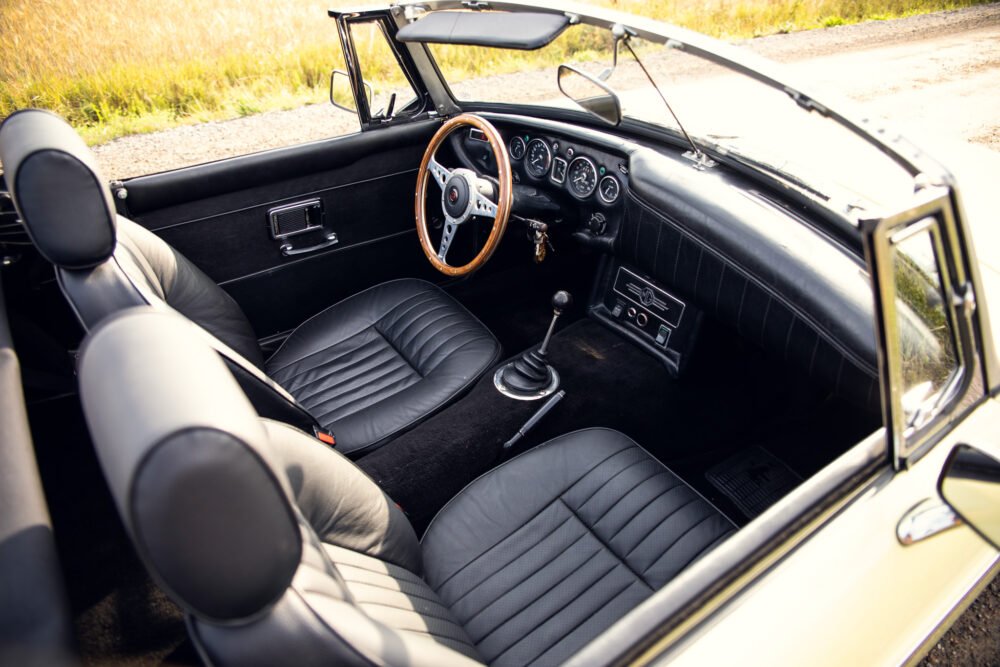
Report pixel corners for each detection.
[0,109,316,432]
[0,269,76,667]
[78,307,483,667]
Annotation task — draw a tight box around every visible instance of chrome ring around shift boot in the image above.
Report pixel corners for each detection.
[494,365,560,401]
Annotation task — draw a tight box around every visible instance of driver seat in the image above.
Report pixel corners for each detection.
[0,109,501,456]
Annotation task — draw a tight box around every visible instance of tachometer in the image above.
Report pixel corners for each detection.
[525,139,552,178]
[567,157,598,198]
[598,175,621,204]
[509,136,526,160]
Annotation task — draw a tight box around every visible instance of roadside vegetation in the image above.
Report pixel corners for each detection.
[0,0,989,144]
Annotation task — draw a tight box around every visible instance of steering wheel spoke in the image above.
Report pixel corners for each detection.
[428,156,452,190]
[416,114,512,276]
[473,190,498,219]
[437,219,458,262]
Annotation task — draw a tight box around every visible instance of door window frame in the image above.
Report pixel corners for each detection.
[863,186,982,469]
[331,9,432,130]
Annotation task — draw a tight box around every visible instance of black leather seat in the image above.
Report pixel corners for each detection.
[0,109,500,456]
[79,307,736,666]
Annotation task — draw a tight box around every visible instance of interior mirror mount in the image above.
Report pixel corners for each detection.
[329,69,372,115]
[939,444,1000,550]
[598,23,628,82]
[557,65,622,126]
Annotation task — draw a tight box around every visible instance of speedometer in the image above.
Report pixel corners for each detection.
[525,139,552,178]
[567,157,598,198]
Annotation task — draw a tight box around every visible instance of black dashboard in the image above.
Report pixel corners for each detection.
[455,114,881,416]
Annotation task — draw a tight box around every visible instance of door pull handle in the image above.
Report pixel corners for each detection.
[280,233,339,256]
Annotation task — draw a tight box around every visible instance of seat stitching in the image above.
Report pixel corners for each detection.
[414,325,487,372]
[330,556,425,585]
[603,480,684,544]
[292,352,413,405]
[623,496,701,561]
[446,513,577,608]
[311,373,420,423]
[277,339,390,391]
[339,574,447,607]
[457,529,592,628]
[639,512,719,577]
[375,292,441,331]
[588,468,672,531]
[487,560,625,662]
[355,598,463,626]
[385,306,456,360]
[429,444,633,591]
[672,526,734,573]
[399,315,476,365]
[286,344,400,399]
[471,546,607,645]
[266,325,377,375]
[572,456,650,515]
[393,626,477,648]
[559,498,651,587]
[523,579,640,667]
[300,359,415,409]
[376,300,450,348]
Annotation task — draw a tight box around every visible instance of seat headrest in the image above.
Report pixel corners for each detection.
[78,307,302,622]
[0,109,117,269]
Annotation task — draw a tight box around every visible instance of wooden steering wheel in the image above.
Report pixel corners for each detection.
[415,114,512,276]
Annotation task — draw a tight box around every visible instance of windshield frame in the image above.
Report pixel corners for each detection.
[388,0,951,188]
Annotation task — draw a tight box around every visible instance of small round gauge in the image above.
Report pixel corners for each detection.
[567,157,598,198]
[525,139,552,178]
[509,136,527,160]
[598,175,621,204]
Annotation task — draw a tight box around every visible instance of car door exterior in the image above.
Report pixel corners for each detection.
[641,185,1000,666]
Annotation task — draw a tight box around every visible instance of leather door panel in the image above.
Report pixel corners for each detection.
[117,120,441,337]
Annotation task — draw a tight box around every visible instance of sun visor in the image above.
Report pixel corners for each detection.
[396,11,570,50]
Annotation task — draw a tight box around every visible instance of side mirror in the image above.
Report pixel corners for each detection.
[939,444,1000,549]
[329,69,372,114]
[557,65,622,126]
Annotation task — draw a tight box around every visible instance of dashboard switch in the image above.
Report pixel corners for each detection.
[611,301,624,319]
[655,324,670,347]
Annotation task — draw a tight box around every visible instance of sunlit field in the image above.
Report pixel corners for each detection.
[0,0,988,143]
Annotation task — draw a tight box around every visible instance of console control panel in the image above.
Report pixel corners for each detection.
[611,266,685,339]
[592,261,700,377]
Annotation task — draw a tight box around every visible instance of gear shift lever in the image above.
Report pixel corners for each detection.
[494,290,572,400]
[539,290,572,355]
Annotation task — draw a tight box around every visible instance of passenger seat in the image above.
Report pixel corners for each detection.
[78,307,735,666]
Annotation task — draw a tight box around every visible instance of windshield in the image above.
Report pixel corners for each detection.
[426,20,916,217]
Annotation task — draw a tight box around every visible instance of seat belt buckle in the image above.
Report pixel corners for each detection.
[314,427,336,447]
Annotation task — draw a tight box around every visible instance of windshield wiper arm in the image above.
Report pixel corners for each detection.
[621,38,714,170]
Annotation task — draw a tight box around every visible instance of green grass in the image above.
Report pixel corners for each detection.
[0,0,991,144]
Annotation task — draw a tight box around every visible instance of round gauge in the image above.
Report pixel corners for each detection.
[525,139,552,178]
[598,175,621,204]
[509,136,527,160]
[567,157,598,198]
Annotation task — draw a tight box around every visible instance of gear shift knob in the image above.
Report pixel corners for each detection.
[551,290,573,313]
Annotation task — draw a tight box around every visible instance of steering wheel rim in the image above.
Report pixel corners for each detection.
[415,114,512,276]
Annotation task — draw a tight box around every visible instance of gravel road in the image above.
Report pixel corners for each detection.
[90,6,1000,664]
[92,4,1000,180]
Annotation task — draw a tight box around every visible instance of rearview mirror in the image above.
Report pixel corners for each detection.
[939,444,1000,549]
[329,69,372,114]
[557,65,622,126]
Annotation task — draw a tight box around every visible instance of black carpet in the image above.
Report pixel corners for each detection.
[358,317,881,534]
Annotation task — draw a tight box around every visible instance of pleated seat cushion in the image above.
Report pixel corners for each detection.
[266,279,501,456]
[421,428,736,667]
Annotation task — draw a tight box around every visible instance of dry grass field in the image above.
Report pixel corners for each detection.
[0,0,989,143]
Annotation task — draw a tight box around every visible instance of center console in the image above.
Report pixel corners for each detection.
[589,257,701,377]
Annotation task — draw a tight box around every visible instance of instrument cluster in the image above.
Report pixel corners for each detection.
[508,134,624,206]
